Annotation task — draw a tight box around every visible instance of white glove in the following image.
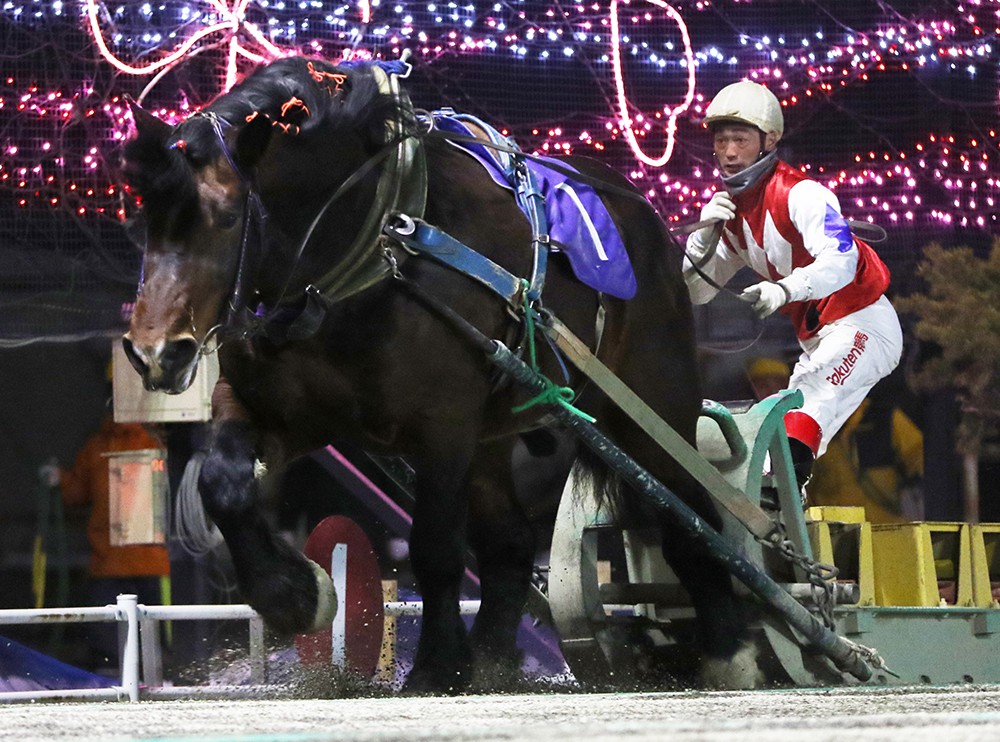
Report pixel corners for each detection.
[740,281,791,319]
[691,192,736,254]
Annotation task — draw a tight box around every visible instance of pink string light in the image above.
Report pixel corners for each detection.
[610,0,695,167]
[84,0,286,91]
[7,1,992,231]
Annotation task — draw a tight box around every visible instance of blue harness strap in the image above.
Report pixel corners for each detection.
[384,218,523,307]
[513,157,550,302]
[425,111,549,302]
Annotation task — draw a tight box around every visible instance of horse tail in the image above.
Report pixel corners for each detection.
[571,446,624,518]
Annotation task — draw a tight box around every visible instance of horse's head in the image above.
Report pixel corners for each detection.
[120,103,260,392]
[120,58,406,393]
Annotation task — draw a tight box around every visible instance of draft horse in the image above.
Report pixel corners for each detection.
[121,57,753,691]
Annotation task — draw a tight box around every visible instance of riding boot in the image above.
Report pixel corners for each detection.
[760,440,813,511]
[788,438,815,493]
[783,410,821,507]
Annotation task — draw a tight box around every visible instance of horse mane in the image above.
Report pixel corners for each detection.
[209,58,402,141]
[122,58,407,208]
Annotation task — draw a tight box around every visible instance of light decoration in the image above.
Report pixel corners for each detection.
[0,75,193,220]
[609,0,695,166]
[0,1,996,235]
[85,0,287,91]
[649,130,1000,232]
[680,17,996,123]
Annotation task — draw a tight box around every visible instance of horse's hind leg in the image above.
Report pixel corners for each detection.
[602,309,760,686]
[197,378,335,635]
[466,437,536,682]
[655,506,762,687]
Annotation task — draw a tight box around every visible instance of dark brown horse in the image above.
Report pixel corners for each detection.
[120,57,751,692]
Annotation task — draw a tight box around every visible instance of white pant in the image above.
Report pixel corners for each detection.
[788,295,903,457]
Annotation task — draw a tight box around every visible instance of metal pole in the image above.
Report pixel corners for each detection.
[331,543,347,667]
[249,615,266,685]
[383,600,481,616]
[139,604,258,620]
[117,594,141,702]
[140,615,163,687]
[0,606,118,624]
[488,341,872,682]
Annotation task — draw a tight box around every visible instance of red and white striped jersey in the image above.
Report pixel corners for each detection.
[685,161,890,340]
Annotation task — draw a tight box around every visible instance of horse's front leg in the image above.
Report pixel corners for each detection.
[198,377,336,635]
[404,425,479,694]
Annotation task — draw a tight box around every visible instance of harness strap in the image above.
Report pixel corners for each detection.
[515,158,550,303]
[384,218,523,307]
[429,112,550,302]
[543,315,782,544]
[386,210,781,543]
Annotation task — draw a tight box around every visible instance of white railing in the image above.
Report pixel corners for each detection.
[0,600,125,703]
[0,595,271,703]
[0,547,482,703]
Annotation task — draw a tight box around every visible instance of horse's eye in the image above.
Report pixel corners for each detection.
[216,211,241,230]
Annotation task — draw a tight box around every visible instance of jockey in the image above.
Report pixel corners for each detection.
[683,80,903,492]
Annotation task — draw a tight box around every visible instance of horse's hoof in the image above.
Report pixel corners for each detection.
[246,557,337,635]
[699,641,765,689]
[470,645,523,691]
[306,558,337,632]
[402,666,468,696]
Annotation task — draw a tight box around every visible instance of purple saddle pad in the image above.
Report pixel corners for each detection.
[433,115,637,300]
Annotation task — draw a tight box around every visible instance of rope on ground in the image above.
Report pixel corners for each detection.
[173,452,224,557]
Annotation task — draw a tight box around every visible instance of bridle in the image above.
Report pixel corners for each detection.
[150,110,268,356]
[155,109,405,355]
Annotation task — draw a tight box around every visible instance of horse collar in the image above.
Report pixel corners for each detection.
[247,65,429,344]
[306,66,429,304]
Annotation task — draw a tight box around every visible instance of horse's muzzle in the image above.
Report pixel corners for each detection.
[122,335,201,393]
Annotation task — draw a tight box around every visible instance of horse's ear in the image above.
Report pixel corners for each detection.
[234,111,274,172]
[126,95,170,143]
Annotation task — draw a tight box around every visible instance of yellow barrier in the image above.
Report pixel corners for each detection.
[805,506,874,606]
[970,524,1000,608]
[803,513,1000,609]
[870,522,973,607]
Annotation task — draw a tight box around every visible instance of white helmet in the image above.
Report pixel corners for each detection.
[703,81,783,138]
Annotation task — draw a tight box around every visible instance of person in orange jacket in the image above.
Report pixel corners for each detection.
[57,413,171,669]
